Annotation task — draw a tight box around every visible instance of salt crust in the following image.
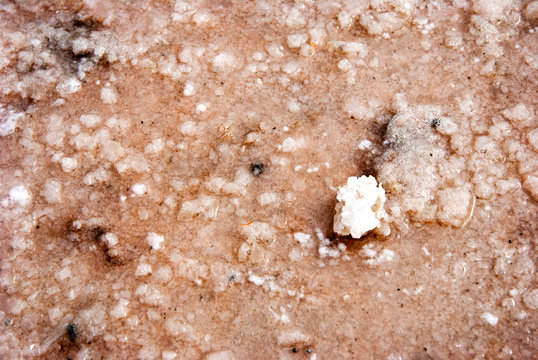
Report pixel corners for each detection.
[375,105,475,227]
[0,1,536,358]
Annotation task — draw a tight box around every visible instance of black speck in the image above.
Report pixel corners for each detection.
[397,288,400,291]
[140,121,144,124]
[508,240,512,244]
[429,153,433,157]
[35,225,40,229]
[430,118,440,128]
[467,76,471,80]
[272,127,277,130]
[291,347,297,353]
[251,163,265,177]
[424,347,428,351]
[66,322,78,342]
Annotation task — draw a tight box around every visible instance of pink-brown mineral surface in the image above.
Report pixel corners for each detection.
[0,1,537,359]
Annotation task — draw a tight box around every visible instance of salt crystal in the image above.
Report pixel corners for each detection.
[101,87,118,104]
[481,312,499,326]
[212,52,236,72]
[183,81,195,96]
[9,185,31,207]
[61,157,78,172]
[103,233,118,247]
[333,176,388,239]
[146,232,164,250]
[135,262,152,276]
[131,183,147,196]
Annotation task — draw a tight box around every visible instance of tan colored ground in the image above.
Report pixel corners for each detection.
[0,0,537,359]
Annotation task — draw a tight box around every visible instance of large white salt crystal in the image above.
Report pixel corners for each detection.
[135,262,152,276]
[110,298,130,319]
[522,289,538,309]
[0,110,23,136]
[287,33,308,48]
[206,350,235,360]
[56,77,81,97]
[180,120,198,136]
[309,25,326,45]
[241,222,275,244]
[9,185,31,207]
[344,97,377,120]
[101,87,118,104]
[8,298,27,315]
[285,7,306,28]
[472,0,512,19]
[294,232,314,249]
[365,248,395,266]
[102,232,118,247]
[162,350,178,360]
[83,166,111,185]
[267,43,284,58]
[330,41,368,57]
[212,52,236,72]
[154,265,173,284]
[481,312,499,326]
[55,266,72,281]
[436,187,472,227]
[146,232,164,250]
[165,315,194,337]
[80,114,101,128]
[282,61,301,76]
[61,157,78,172]
[100,140,125,163]
[257,192,280,206]
[277,330,309,346]
[116,154,149,173]
[131,183,147,196]
[42,180,62,204]
[333,176,389,239]
[183,80,195,96]
[501,103,532,122]
[280,137,305,152]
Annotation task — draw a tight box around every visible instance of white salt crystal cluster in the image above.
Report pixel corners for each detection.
[333,175,389,239]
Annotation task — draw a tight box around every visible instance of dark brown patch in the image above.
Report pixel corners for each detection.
[66,221,107,243]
